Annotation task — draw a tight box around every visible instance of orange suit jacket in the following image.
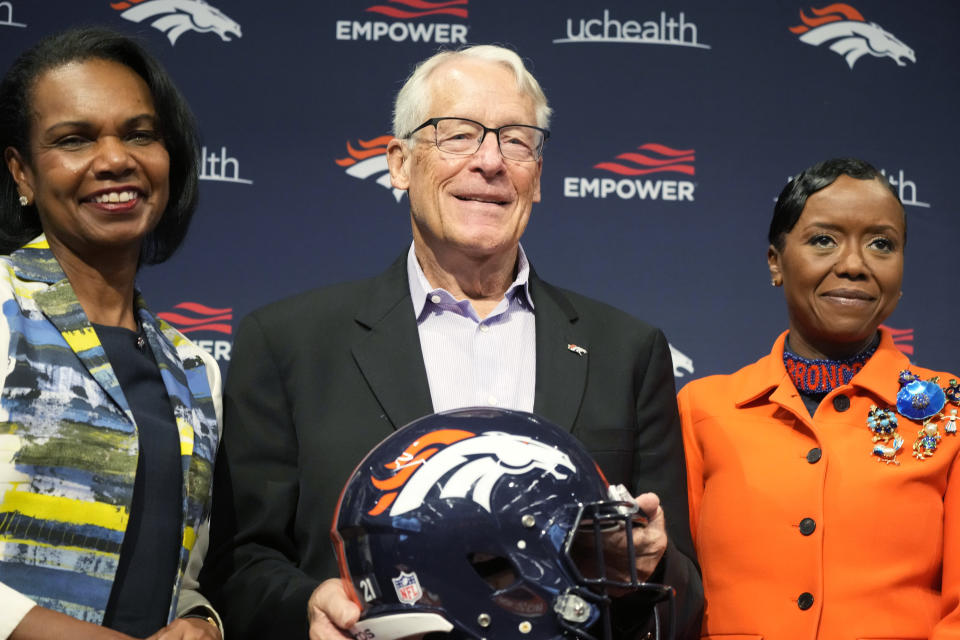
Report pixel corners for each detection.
[678,330,960,639]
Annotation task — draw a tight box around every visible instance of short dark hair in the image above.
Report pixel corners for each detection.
[769,157,904,251]
[0,26,199,264]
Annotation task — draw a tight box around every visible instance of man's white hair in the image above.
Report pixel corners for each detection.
[392,44,552,138]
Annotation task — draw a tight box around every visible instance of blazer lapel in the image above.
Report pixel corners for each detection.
[138,303,197,466]
[352,256,434,430]
[530,272,588,431]
[16,241,134,419]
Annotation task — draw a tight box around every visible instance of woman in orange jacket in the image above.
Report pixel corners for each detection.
[679,157,960,639]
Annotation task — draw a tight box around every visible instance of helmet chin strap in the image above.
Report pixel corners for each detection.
[350,612,454,640]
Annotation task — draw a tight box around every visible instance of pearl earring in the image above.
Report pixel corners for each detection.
[18,195,28,206]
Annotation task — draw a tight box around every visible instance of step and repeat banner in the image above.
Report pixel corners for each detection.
[0,0,956,382]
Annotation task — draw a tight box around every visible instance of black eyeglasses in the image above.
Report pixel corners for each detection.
[406,117,550,162]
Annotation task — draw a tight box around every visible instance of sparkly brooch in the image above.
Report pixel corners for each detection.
[896,375,945,421]
[867,370,958,464]
[867,405,902,465]
[945,408,959,435]
[900,371,955,460]
[945,379,960,404]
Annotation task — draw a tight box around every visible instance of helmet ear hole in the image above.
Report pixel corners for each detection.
[468,552,518,590]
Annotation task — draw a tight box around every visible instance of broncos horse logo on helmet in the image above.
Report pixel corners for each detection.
[369,428,576,517]
[114,0,242,45]
[789,3,915,69]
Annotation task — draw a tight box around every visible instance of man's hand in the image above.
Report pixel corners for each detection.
[621,492,668,582]
[307,578,361,640]
[147,617,220,640]
[573,491,668,588]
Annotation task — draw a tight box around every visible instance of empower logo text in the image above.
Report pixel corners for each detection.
[336,0,467,43]
[564,144,696,202]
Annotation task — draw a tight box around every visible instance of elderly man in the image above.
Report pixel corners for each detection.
[201,45,701,639]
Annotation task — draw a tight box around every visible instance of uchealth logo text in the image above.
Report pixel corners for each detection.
[789,3,914,69]
[879,168,929,208]
[554,9,709,49]
[336,0,468,43]
[777,167,929,209]
[336,135,406,202]
[157,302,233,361]
[563,144,696,202]
[199,146,253,185]
[0,2,26,28]
[111,0,241,46]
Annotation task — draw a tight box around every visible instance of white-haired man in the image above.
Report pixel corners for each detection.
[201,45,702,640]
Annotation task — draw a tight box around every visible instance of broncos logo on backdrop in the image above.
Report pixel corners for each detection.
[336,136,406,202]
[111,0,242,45]
[668,343,694,378]
[789,3,915,69]
[368,429,576,517]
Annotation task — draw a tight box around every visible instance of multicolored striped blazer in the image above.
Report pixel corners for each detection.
[0,236,222,624]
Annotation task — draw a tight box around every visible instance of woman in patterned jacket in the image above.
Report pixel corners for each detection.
[0,28,222,640]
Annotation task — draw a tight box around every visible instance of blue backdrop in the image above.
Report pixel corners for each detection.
[1,0,956,383]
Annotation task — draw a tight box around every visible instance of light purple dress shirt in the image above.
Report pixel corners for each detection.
[406,243,537,413]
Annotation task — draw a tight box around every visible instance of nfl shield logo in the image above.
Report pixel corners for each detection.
[391,571,423,605]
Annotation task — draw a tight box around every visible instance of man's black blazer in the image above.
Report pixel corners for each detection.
[202,254,702,639]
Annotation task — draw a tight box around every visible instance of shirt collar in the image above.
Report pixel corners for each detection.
[735,328,908,407]
[406,242,535,318]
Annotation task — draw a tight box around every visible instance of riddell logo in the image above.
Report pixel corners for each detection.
[158,302,233,361]
[336,0,468,43]
[563,144,696,202]
[336,136,405,202]
[880,324,914,356]
[111,0,241,46]
[789,4,914,69]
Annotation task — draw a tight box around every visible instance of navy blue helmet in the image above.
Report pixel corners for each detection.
[332,408,670,640]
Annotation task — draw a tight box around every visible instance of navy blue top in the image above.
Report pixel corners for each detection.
[95,323,183,637]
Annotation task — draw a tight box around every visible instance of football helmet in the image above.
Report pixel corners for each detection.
[332,407,671,640]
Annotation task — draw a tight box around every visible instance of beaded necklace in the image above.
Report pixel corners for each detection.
[783,336,878,395]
